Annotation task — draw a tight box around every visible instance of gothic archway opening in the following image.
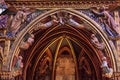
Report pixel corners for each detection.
[9,9,115,80]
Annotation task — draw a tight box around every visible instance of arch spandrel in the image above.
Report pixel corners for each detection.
[6,8,117,80]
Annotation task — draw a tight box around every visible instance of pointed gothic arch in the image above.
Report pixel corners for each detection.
[8,8,117,80]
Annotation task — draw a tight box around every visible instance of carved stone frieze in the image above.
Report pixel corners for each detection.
[6,1,119,9]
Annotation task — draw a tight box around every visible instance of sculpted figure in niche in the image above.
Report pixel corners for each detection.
[90,34,105,50]
[101,57,113,78]
[91,6,120,38]
[90,34,113,78]
[20,34,34,50]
